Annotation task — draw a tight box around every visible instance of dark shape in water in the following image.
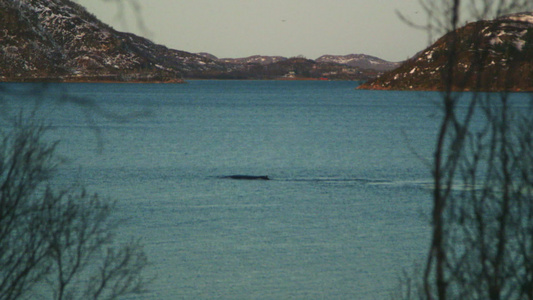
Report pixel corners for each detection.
[223,175,270,180]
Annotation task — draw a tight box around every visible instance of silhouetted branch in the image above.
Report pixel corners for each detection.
[398,0,533,299]
[0,116,148,300]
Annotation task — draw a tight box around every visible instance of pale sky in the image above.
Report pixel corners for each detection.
[74,0,430,62]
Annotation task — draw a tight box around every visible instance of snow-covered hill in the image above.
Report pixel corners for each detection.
[0,0,226,82]
[218,55,288,65]
[193,53,397,80]
[0,0,403,82]
[316,54,400,71]
[359,12,533,91]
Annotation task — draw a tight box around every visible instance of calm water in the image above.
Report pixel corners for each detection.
[2,81,466,298]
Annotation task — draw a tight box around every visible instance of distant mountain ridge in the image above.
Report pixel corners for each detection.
[196,53,399,70]
[316,54,400,71]
[219,55,288,65]
[193,53,399,80]
[0,0,400,82]
[358,12,533,91]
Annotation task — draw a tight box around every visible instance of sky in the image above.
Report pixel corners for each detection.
[74,0,430,62]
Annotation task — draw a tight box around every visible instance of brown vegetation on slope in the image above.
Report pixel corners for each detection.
[358,13,533,92]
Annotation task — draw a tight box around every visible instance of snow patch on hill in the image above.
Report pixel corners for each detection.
[316,54,400,71]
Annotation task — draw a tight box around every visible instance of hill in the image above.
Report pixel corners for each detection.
[316,54,400,71]
[0,0,227,82]
[358,13,533,91]
[0,0,400,82]
[191,54,393,80]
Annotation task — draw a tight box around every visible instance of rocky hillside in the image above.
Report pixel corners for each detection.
[218,55,288,65]
[192,54,392,80]
[316,54,400,71]
[358,13,533,91]
[0,0,401,82]
[0,0,227,82]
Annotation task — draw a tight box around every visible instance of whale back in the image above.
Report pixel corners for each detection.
[223,175,270,180]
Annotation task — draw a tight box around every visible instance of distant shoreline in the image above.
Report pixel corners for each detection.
[0,77,186,84]
[2,79,532,92]
[356,83,533,93]
[0,77,359,83]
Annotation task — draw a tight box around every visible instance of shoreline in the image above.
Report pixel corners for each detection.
[357,84,533,93]
[2,78,531,92]
[0,77,350,83]
[0,78,186,84]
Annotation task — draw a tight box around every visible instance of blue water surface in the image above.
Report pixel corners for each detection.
[2,80,464,299]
